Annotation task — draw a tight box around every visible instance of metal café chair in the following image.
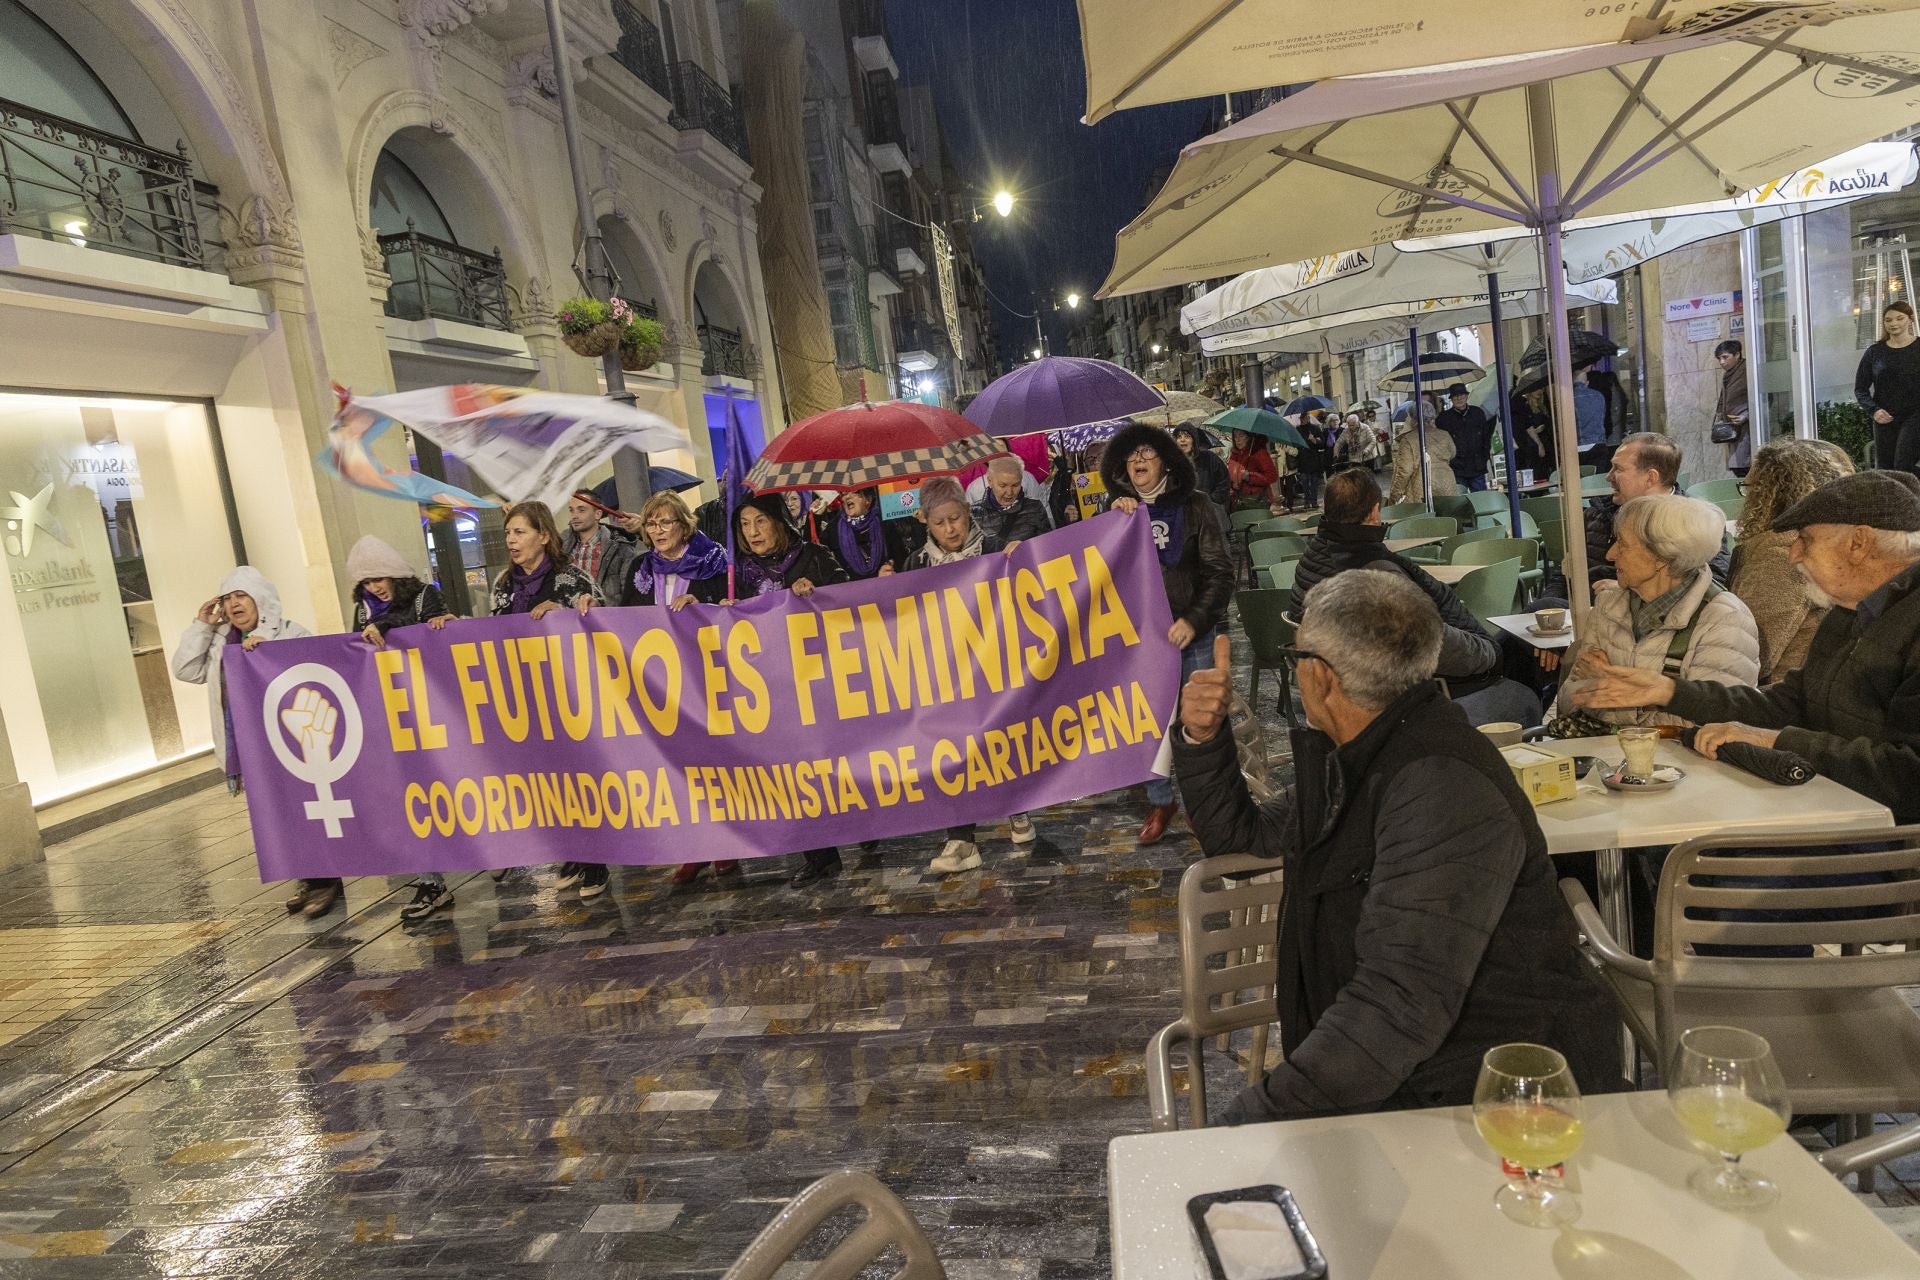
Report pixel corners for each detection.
[1236,588,1298,713]
[1145,852,1288,1131]
[722,1170,945,1280]
[1378,501,1430,522]
[1562,825,1920,1189]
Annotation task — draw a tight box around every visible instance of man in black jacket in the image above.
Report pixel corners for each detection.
[1174,571,1620,1121]
[1576,432,1730,591]
[1294,469,1540,725]
[1102,422,1236,845]
[1436,383,1496,491]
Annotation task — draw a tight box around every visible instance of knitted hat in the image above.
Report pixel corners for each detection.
[1770,469,1920,533]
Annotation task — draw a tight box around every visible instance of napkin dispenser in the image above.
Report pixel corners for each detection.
[1499,744,1578,807]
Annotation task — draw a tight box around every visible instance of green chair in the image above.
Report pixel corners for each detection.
[1676,470,1692,491]
[1520,494,1569,528]
[1690,477,1744,503]
[1579,474,1614,498]
[1237,588,1298,713]
[1378,501,1430,522]
[1432,493,1477,530]
[1478,510,1542,541]
[1454,558,1524,624]
[1230,508,1269,531]
[1453,537,1542,598]
[1260,559,1300,592]
[1538,516,1566,578]
[1249,535,1307,574]
[1386,515,1459,542]
[1408,525,1502,565]
[1713,496,1745,524]
[1262,515,1317,534]
[1248,525,1304,548]
[1467,490,1511,521]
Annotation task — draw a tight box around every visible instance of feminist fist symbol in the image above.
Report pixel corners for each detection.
[281,688,338,763]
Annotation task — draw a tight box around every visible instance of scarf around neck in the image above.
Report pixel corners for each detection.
[739,542,806,597]
[924,524,985,566]
[835,509,888,578]
[507,558,552,614]
[1144,490,1187,569]
[634,532,728,603]
[360,589,392,620]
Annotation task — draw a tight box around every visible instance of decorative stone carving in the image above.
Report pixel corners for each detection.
[359,221,386,273]
[326,20,386,88]
[220,194,302,255]
[507,49,558,100]
[661,319,701,361]
[658,209,677,252]
[511,274,554,330]
[401,0,502,38]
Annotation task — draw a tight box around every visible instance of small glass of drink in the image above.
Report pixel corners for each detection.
[1616,725,1660,783]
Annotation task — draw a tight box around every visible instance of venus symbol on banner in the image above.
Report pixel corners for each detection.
[261,665,364,837]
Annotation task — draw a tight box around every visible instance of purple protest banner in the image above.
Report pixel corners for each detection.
[224,514,1180,879]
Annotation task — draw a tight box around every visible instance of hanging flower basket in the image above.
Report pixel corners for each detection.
[556,296,622,358]
[617,313,666,372]
[619,342,663,371]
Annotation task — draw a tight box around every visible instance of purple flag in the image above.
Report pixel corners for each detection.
[224,515,1179,879]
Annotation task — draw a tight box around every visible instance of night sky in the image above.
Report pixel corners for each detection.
[884,0,1213,363]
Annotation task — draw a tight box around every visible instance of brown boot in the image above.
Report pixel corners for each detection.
[300,881,343,918]
[1138,804,1178,846]
[284,881,311,913]
[669,863,703,885]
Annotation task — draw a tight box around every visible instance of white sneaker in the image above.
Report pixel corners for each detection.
[927,840,982,874]
[1009,813,1036,845]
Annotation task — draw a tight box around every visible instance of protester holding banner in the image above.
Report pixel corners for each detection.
[730,495,846,602]
[347,536,455,648]
[825,488,909,581]
[898,477,1038,871]
[562,493,640,606]
[1102,423,1236,845]
[170,567,325,913]
[620,492,730,609]
[973,456,1053,544]
[488,501,610,899]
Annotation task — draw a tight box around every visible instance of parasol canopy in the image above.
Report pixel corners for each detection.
[965,356,1164,435]
[1126,389,1226,427]
[745,400,1004,493]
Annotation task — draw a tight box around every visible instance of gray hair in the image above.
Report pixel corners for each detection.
[918,476,967,519]
[1297,570,1444,712]
[987,455,1024,479]
[1615,494,1724,575]
[1871,528,1920,561]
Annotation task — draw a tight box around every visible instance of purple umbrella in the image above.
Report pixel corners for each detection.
[965,357,1164,436]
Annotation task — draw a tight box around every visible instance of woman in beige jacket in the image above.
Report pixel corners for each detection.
[1552,494,1760,728]
[1388,399,1457,503]
[1728,438,1855,682]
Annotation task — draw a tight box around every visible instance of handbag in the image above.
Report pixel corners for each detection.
[1709,419,1741,445]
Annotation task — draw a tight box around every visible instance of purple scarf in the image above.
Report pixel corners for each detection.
[738,543,805,598]
[359,588,391,620]
[633,532,729,603]
[1146,496,1188,570]
[507,559,552,615]
[834,510,888,578]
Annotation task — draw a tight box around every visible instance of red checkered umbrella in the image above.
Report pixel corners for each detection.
[745,400,1005,493]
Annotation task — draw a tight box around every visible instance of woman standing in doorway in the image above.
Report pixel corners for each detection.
[1856,300,1920,475]
[488,501,607,899]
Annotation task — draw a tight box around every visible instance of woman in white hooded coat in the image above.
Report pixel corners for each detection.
[170,567,333,916]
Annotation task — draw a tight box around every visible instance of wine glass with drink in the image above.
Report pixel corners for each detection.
[1473,1043,1586,1227]
[1668,1025,1792,1209]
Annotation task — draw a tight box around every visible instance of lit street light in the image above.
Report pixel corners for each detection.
[1150,342,1162,356]
[1065,292,1081,309]
[1031,347,1043,360]
[992,190,1015,218]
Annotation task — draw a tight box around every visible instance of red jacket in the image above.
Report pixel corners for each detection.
[1229,444,1277,500]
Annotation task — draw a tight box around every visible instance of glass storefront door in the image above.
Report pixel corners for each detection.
[0,391,237,802]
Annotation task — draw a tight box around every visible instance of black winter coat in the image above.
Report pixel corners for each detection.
[1100,423,1236,636]
[972,495,1051,545]
[1174,681,1620,1120]
[351,578,449,633]
[1192,448,1232,511]
[488,560,599,616]
[821,511,919,580]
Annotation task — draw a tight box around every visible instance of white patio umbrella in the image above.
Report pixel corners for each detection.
[1196,279,1619,358]
[1097,22,1920,620]
[1077,0,1920,123]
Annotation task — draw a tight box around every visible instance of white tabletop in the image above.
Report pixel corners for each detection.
[1526,736,1892,857]
[1385,536,1444,552]
[1424,563,1473,584]
[1108,1091,1920,1279]
[1487,611,1574,650]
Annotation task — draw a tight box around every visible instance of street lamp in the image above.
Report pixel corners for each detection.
[992,190,1015,218]
[1066,292,1081,309]
[1150,342,1162,356]
[1031,347,1043,361]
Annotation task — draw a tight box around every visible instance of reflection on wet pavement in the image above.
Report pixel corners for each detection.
[0,761,1243,1276]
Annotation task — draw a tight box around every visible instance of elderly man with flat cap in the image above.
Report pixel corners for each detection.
[1576,470,1920,820]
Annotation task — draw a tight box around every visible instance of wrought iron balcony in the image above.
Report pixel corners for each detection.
[378,222,512,331]
[699,323,747,377]
[616,294,657,320]
[0,96,203,268]
[609,0,672,102]
[669,62,748,162]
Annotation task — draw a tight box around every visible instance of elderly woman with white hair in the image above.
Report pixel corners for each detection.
[1550,493,1760,728]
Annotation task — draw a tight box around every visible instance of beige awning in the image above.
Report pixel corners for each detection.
[1076,0,1920,122]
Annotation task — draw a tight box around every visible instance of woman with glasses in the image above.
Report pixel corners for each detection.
[1729,439,1855,683]
[621,491,731,610]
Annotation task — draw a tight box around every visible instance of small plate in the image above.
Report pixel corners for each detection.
[1527,623,1573,638]
[1603,764,1686,793]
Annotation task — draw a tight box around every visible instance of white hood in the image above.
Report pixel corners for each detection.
[345,535,421,587]
[217,565,287,639]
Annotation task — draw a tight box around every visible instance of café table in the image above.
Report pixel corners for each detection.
[1526,736,1892,957]
[1107,1090,1920,1279]
[1487,611,1574,650]
[1424,563,1474,584]
[1384,536,1444,553]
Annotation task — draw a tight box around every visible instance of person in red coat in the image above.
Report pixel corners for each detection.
[1227,429,1278,512]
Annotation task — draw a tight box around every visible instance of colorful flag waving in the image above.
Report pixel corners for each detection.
[324,384,693,512]
[318,386,494,509]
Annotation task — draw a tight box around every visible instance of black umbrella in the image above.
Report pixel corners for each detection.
[1512,329,1618,395]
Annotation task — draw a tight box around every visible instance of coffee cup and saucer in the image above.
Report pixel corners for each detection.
[1527,606,1571,638]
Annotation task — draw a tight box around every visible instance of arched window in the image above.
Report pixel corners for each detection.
[0,0,137,136]
[369,149,457,241]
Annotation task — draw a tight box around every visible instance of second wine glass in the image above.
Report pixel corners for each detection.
[1668,1025,1792,1209]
